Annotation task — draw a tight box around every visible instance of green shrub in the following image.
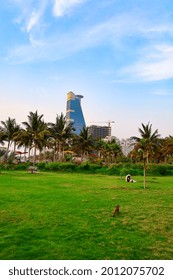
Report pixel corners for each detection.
[37,162,46,170]
[77,162,90,171]
[0,164,10,170]
[105,163,143,176]
[77,162,101,173]
[147,164,173,176]
[96,166,108,174]
[45,162,76,172]
[107,164,120,175]
[1,161,173,176]
[13,163,30,170]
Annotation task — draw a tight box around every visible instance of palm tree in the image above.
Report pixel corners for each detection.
[97,139,107,160]
[73,127,94,161]
[0,131,6,147]
[48,113,75,161]
[22,111,49,163]
[0,117,20,153]
[131,122,160,162]
[11,124,21,154]
[96,139,122,163]
[108,141,122,163]
[161,136,173,163]
[131,122,160,188]
[0,148,7,163]
[13,128,33,161]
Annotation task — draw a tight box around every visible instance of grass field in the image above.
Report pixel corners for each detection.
[0,171,173,260]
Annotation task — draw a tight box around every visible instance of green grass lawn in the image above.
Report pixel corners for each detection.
[0,171,173,260]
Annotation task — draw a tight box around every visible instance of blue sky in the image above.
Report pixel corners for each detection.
[1,0,173,139]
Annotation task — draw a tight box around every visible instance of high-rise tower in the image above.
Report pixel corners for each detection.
[66,91,86,134]
[88,125,111,139]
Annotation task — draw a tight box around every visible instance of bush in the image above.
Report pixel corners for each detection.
[76,162,102,173]
[107,164,121,175]
[105,163,143,176]
[13,163,30,170]
[45,162,76,172]
[147,164,173,176]
[1,161,173,176]
[0,164,11,170]
[97,166,109,174]
[37,162,46,170]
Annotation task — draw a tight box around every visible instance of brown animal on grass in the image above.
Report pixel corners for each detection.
[112,204,120,217]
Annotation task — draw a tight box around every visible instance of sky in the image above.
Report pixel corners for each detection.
[1,0,173,139]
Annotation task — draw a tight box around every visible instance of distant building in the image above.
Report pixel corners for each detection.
[66,91,86,134]
[104,135,120,143]
[88,125,111,139]
[120,138,134,156]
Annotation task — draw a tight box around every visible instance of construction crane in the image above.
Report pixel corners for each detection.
[89,120,115,127]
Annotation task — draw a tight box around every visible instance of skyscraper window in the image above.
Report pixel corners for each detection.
[66,91,86,134]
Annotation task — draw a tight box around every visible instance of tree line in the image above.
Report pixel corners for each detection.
[0,110,173,165]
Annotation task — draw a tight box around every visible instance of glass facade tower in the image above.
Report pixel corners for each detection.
[66,91,86,134]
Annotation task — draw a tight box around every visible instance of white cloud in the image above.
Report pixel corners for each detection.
[6,1,173,71]
[53,0,84,17]
[121,44,173,82]
[29,34,45,47]
[9,0,48,32]
[27,1,48,32]
[151,89,173,96]
[27,10,41,32]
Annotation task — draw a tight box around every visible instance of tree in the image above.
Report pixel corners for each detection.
[108,141,122,163]
[96,139,107,160]
[0,148,7,163]
[131,122,160,188]
[0,131,6,147]
[48,113,75,161]
[132,122,160,163]
[0,117,20,153]
[96,138,122,163]
[14,128,34,161]
[161,136,173,163]
[22,111,49,163]
[73,127,94,161]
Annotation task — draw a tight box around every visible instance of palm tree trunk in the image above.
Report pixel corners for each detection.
[7,141,10,153]
[81,149,84,162]
[146,150,149,164]
[34,144,37,164]
[28,146,31,161]
[62,146,65,161]
[53,148,56,162]
[13,141,16,153]
[59,142,61,161]
[143,158,146,189]
[164,156,167,163]
[24,146,27,162]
